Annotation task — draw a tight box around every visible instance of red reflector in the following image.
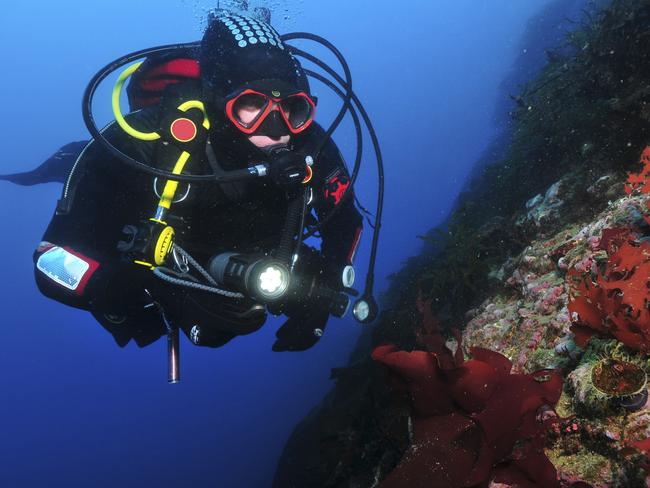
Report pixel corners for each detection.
[170,118,197,142]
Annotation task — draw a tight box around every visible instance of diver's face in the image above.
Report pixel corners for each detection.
[248,134,290,148]
[235,102,290,148]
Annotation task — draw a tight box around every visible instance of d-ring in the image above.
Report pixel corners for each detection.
[153,177,191,202]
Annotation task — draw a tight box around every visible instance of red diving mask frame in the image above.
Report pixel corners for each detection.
[225,88,317,135]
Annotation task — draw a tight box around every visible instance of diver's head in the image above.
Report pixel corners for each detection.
[200,13,315,158]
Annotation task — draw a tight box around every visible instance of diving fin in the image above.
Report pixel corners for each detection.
[0,140,88,186]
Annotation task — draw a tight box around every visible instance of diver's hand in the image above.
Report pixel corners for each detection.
[266,148,308,190]
[272,307,329,352]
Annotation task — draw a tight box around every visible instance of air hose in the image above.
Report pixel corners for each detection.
[274,188,309,265]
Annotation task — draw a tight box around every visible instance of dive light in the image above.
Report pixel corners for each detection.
[207,252,352,317]
[352,295,379,324]
[208,253,291,302]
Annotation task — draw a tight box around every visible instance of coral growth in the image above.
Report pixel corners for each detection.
[372,300,563,488]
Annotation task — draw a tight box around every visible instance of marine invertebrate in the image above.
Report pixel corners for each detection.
[567,339,648,416]
[591,358,647,411]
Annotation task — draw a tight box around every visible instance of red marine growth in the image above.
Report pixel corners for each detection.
[568,146,650,351]
[567,146,650,352]
[568,231,650,351]
[372,299,563,488]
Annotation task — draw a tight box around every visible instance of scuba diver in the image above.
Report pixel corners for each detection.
[10,9,385,381]
[0,9,383,383]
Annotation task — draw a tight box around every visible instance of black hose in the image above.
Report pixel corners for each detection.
[290,188,310,271]
[282,33,353,160]
[288,45,384,296]
[274,188,308,265]
[301,69,363,234]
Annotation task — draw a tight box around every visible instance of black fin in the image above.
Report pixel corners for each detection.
[0,140,88,186]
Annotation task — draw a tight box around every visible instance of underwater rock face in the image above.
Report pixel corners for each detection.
[519,180,566,228]
[275,2,650,486]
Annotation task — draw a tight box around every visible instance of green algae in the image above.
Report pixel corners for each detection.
[548,449,613,484]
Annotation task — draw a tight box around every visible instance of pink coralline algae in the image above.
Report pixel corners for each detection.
[587,236,601,251]
[372,300,564,488]
[535,286,565,315]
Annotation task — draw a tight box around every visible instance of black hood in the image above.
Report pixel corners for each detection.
[200,12,311,166]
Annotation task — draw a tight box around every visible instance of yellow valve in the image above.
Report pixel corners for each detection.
[154,226,175,266]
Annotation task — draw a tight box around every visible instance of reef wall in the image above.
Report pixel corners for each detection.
[273,1,650,487]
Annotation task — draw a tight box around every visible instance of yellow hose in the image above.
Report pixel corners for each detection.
[112,62,161,141]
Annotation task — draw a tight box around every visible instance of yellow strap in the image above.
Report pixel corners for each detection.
[158,151,191,209]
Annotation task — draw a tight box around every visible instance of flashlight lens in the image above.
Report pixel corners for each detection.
[259,266,284,294]
[353,300,370,322]
[253,262,290,301]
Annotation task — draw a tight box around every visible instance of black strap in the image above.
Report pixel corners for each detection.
[204,140,246,202]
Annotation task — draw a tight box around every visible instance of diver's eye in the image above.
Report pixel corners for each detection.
[233,93,268,126]
[280,96,313,129]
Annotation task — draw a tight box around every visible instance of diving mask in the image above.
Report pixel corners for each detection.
[224,84,317,136]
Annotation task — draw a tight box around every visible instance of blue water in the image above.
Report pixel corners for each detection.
[0,1,576,486]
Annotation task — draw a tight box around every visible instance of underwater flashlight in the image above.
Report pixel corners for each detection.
[254,263,290,301]
[352,295,378,324]
[208,250,353,317]
[208,253,291,303]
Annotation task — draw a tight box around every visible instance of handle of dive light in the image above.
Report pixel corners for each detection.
[313,281,378,323]
[310,281,353,318]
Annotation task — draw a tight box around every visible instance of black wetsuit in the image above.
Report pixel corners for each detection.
[34,100,363,350]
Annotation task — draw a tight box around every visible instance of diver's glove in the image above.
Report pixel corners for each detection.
[266,147,309,191]
[272,306,330,352]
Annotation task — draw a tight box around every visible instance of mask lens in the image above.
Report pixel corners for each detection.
[280,95,314,129]
[232,92,268,128]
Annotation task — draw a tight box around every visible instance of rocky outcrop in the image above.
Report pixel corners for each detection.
[273,1,650,487]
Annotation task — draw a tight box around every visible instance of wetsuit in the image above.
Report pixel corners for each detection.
[34,97,363,350]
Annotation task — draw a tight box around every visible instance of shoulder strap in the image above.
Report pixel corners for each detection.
[204,141,247,202]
